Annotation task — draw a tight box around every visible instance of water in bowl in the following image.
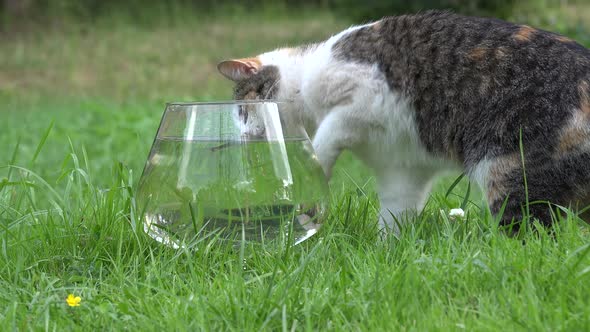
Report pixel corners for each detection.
[137,137,328,248]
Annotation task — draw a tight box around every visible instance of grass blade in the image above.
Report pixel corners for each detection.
[31,121,54,164]
[5,137,21,183]
[519,127,530,218]
[460,180,471,210]
[445,173,465,198]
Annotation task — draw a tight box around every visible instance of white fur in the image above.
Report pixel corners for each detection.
[468,158,492,191]
[250,22,461,233]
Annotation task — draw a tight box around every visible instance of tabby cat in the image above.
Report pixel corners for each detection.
[217,11,590,234]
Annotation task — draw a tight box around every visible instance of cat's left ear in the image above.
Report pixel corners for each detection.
[217,58,261,81]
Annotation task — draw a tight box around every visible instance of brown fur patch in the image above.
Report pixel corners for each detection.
[557,122,590,155]
[486,154,521,204]
[579,80,590,114]
[468,46,507,61]
[554,35,574,43]
[556,88,590,153]
[467,47,487,60]
[513,25,536,42]
[557,84,590,154]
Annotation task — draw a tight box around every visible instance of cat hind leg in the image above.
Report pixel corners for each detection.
[480,151,590,231]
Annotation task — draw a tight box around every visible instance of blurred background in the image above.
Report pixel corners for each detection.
[0,0,589,188]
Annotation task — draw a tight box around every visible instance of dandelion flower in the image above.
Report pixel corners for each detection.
[449,208,465,219]
[66,294,81,307]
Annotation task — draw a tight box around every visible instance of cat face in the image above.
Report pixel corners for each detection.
[217,58,281,100]
[218,58,281,137]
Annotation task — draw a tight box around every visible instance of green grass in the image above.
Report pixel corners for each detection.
[2,6,590,331]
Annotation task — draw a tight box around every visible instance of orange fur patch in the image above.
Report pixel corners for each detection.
[513,25,536,42]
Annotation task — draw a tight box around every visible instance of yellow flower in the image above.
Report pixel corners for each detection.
[66,294,81,307]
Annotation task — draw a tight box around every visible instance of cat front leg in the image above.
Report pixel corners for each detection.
[311,110,368,178]
[377,167,438,235]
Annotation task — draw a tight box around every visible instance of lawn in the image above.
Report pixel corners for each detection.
[1,6,590,331]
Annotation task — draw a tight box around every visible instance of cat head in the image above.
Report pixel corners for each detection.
[217,56,283,137]
[217,57,281,101]
[218,50,313,139]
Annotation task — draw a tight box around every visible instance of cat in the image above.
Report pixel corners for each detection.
[217,10,590,234]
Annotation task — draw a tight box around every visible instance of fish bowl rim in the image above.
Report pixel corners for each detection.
[166,100,292,107]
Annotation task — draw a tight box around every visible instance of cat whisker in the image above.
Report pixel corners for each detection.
[264,78,281,100]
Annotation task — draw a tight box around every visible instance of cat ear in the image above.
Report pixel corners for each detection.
[217,58,261,81]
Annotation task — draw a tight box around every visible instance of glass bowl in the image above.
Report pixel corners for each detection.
[136,100,329,248]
